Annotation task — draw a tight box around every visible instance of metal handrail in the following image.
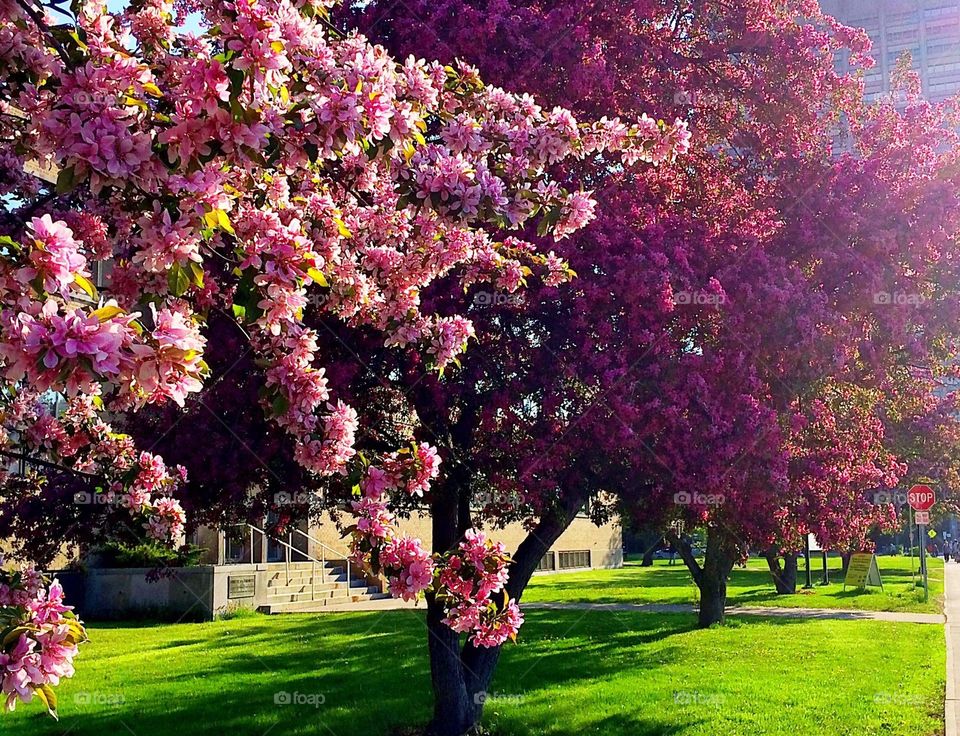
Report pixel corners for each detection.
[226,523,329,601]
[287,527,354,592]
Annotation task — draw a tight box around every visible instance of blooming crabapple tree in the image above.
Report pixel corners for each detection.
[0,0,687,720]
[0,562,85,718]
[358,0,960,628]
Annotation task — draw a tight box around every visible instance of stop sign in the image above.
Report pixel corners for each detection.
[908,484,936,511]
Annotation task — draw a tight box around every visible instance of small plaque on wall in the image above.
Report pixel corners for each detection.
[228,575,256,599]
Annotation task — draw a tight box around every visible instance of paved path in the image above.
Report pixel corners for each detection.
[525,600,944,624]
[946,563,960,736]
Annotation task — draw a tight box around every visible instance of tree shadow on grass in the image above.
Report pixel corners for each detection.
[11,609,905,736]
[9,609,707,736]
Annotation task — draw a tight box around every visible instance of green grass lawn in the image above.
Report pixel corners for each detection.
[6,609,945,736]
[523,554,945,614]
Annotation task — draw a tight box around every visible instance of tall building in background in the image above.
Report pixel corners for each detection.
[821,0,960,101]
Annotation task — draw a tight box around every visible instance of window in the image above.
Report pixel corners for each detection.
[925,4,958,20]
[887,28,919,43]
[927,18,960,36]
[558,550,591,570]
[927,42,960,58]
[930,61,960,75]
[537,552,556,572]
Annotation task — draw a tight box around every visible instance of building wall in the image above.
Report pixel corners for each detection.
[195,513,624,571]
[304,513,624,571]
[821,0,960,101]
[2,538,76,571]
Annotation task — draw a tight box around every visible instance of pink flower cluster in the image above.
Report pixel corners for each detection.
[380,535,435,601]
[0,298,138,396]
[0,563,86,717]
[123,452,188,542]
[0,392,188,546]
[348,463,523,647]
[16,216,90,298]
[131,305,206,407]
[377,443,442,497]
[439,529,523,648]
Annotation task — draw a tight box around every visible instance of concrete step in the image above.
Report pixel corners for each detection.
[271,562,347,575]
[265,586,382,604]
[266,579,370,596]
[265,561,347,571]
[266,569,356,584]
[259,592,393,614]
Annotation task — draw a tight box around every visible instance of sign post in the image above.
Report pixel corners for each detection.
[908,484,936,604]
[803,534,814,589]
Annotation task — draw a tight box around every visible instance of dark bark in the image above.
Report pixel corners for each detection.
[664,529,702,587]
[669,526,737,627]
[459,490,589,709]
[697,527,737,627]
[764,549,798,595]
[425,468,589,735]
[840,552,852,576]
[641,536,663,567]
[425,484,476,736]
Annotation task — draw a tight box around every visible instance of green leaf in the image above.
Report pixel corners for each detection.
[90,305,124,322]
[56,166,77,195]
[215,209,235,235]
[306,267,328,287]
[73,273,97,299]
[168,263,190,296]
[271,395,289,416]
[34,683,58,720]
[189,261,205,287]
[333,217,352,238]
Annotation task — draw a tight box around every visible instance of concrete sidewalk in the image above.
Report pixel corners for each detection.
[525,600,944,624]
[946,563,960,736]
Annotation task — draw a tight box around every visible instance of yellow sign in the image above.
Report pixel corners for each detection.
[843,553,883,591]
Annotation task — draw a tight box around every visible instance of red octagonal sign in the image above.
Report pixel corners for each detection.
[908,484,936,512]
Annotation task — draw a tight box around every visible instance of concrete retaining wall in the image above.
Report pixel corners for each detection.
[55,564,287,621]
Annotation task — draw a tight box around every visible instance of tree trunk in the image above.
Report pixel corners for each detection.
[425,593,478,736]
[670,526,736,627]
[764,549,798,594]
[840,551,852,576]
[425,475,589,735]
[425,481,476,736]
[697,527,736,627]
[641,536,663,567]
[459,491,589,706]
